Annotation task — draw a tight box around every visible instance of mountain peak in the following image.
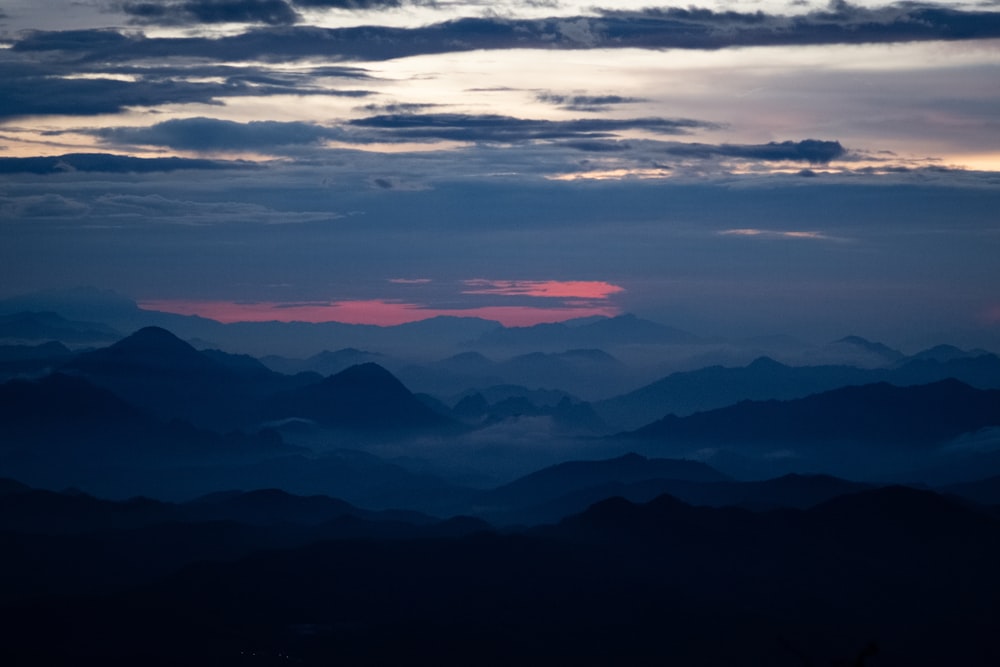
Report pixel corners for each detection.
[267,362,452,430]
[115,325,188,349]
[747,355,786,370]
[832,335,904,362]
[325,362,402,386]
[70,326,223,376]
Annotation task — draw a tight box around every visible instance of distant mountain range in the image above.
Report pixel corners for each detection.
[629,378,1000,447]
[5,289,1000,665]
[596,352,1000,429]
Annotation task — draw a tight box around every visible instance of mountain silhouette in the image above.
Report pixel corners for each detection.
[594,355,878,429]
[0,341,75,382]
[630,378,1000,447]
[828,335,905,364]
[62,326,312,428]
[261,362,456,431]
[0,310,120,344]
[260,347,386,376]
[595,352,1000,431]
[473,313,699,349]
[76,326,211,371]
[0,372,145,441]
[0,372,295,495]
[486,452,729,510]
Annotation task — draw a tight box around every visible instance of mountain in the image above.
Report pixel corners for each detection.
[0,372,146,442]
[494,349,629,400]
[942,474,1000,505]
[0,287,140,326]
[0,341,76,380]
[824,335,905,366]
[477,471,874,526]
[395,348,631,400]
[61,326,312,429]
[0,340,73,363]
[0,373,296,496]
[261,362,456,431]
[260,347,386,376]
[484,452,728,510]
[890,352,1000,389]
[0,310,120,345]
[630,378,1000,447]
[394,351,505,397]
[596,352,1000,431]
[181,487,433,527]
[69,325,225,376]
[472,313,700,350]
[907,343,986,363]
[7,485,996,665]
[594,355,877,430]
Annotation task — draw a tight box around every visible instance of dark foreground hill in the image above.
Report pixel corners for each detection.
[1,485,998,666]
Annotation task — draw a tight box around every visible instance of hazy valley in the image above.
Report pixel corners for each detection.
[3,289,1000,665]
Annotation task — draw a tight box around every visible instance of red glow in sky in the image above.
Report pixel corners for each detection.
[462,279,626,299]
[139,298,621,327]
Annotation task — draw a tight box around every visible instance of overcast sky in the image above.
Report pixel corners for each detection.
[1,0,999,348]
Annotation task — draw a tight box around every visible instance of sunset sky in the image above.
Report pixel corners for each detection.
[2,0,999,346]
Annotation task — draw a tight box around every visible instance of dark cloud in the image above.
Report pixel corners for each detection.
[121,0,300,26]
[594,2,1000,48]
[94,117,337,150]
[0,153,256,174]
[292,0,402,7]
[0,73,229,118]
[10,28,133,53]
[359,102,439,114]
[559,140,633,152]
[89,114,718,152]
[536,93,646,112]
[664,140,847,164]
[0,61,371,119]
[348,113,717,143]
[12,4,1000,64]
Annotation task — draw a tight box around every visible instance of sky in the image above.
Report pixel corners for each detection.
[1,0,999,348]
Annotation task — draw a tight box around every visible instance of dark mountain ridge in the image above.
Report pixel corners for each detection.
[261,362,457,431]
[631,378,1000,447]
[4,485,996,665]
[596,350,1000,430]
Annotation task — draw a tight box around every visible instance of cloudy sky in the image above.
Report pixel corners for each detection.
[1,0,999,347]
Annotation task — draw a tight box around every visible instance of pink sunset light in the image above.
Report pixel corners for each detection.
[138,298,622,327]
[461,279,626,299]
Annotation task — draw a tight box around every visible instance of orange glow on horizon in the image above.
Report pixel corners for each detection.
[138,298,621,327]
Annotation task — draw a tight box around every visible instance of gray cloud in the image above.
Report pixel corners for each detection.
[559,140,634,153]
[0,61,371,119]
[536,93,646,112]
[347,113,718,143]
[121,0,300,26]
[359,102,439,114]
[0,153,257,174]
[0,194,90,218]
[292,0,402,7]
[12,3,1000,65]
[663,140,847,165]
[95,117,339,150]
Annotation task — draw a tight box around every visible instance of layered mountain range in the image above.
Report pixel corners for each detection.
[3,290,1000,665]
